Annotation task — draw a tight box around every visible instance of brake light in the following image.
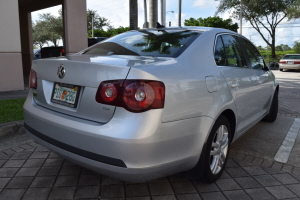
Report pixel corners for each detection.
[29,69,37,89]
[95,80,165,113]
[60,49,65,56]
[294,61,300,64]
[279,61,286,64]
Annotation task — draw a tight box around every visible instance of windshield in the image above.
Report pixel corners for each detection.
[283,55,300,59]
[83,30,201,57]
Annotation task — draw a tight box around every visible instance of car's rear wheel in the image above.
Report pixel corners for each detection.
[279,68,283,71]
[202,115,232,183]
[262,90,278,122]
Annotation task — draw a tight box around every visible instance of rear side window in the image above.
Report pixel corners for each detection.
[214,36,227,66]
[83,30,201,58]
[242,39,265,70]
[220,35,247,68]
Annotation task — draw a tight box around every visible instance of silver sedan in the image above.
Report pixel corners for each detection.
[24,27,279,183]
[279,54,300,71]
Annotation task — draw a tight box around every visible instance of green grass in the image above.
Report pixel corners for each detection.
[0,98,26,123]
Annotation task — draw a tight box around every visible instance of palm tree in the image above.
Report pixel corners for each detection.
[129,0,138,30]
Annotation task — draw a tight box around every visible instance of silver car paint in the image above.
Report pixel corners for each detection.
[24,27,278,182]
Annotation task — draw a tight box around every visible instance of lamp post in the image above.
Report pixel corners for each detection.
[240,0,242,35]
[91,14,94,37]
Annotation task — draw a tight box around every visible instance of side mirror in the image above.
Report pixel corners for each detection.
[263,65,270,71]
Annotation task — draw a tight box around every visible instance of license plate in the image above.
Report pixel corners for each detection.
[288,61,294,64]
[51,83,81,108]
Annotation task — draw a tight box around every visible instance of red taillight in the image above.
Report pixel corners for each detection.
[294,61,300,64]
[29,69,37,89]
[279,61,286,64]
[60,49,65,56]
[95,80,165,113]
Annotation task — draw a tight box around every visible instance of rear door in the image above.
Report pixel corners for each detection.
[215,34,259,134]
[241,38,274,116]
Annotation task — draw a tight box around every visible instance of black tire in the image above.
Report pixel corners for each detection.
[202,115,232,183]
[279,68,283,71]
[263,90,278,122]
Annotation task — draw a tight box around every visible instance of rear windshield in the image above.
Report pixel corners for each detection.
[83,30,201,57]
[283,55,300,59]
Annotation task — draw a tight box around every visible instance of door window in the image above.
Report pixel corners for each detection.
[214,36,227,66]
[242,39,265,70]
[221,35,247,68]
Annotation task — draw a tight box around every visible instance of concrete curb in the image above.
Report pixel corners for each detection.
[0,120,25,137]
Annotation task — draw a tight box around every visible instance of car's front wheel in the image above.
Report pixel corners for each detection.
[202,115,232,183]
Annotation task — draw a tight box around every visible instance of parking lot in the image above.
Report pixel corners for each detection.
[1,70,300,200]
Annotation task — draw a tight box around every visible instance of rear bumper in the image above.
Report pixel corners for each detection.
[24,90,214,182]
[280,64,300,69]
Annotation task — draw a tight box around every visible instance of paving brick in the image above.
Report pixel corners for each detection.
[243,156,255,163]
[293,167,300,175]
[6,177,33,188]
[81,168,99,175]
[0,168,19,177]
[233,153,245,161]
[243,166,268,176]
[286,184,300,196]
[215,178,241,191]
[15,167,39,177]
[43,158,64,167]
[149,182,174,195]
[168,173,190,182]
[74,185,100,199]
[0,178,10,189]
[0,159,7,167]
[29,151,49,159]
[152,195,176,200]
[245,188,276,200]
[234,177,262,189]
[19,144,34,150]
[30,176,56,188]
[78,174,101,186]
[101,184,125,198]
[282,165,293,173]
[220,170,231,179]
[236,160,257,167]
[266,185,297,199]
[125,183,149,197]
[59,165,81,175]
[11,146,24,153]
[225,159,239,168]
[273,173,299,184]
[2,159,25,168]
[9,149,28,159]
[200,191,227,200]
[176,193,201,200]
[54,175,79,187]
[35,145,50,152]
[2,149,16,156]
[252,158,264,165]
[226,167,249,178]
[0,188,27,200]
[193,182,219,193]
[262,160,274,167]
[126,197,150,200]
[147,177,169,183]
[48,152,60,158]
[23,158,45,167]
[63,160,76,166]
[171,181,197,194]
[23,188,51,200]
[48,187,76,200]
[37,167,60,176]
[272,162,283,170]
[261,166,286,175]
[101,175,124,185]
[254,175,282,186]
[223,190,252,200]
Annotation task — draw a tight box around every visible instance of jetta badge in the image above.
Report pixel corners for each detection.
[57,65,65,79]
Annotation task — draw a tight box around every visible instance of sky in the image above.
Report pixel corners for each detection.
[31,0,300,48]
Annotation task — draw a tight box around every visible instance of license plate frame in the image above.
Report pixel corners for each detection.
[287,61,294,64]
[51,83,81,108]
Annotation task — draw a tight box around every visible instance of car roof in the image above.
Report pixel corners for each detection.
[136,26,235,33]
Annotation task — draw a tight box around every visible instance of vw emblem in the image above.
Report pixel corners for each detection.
[57,65,65,79]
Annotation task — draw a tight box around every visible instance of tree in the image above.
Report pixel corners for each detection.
[287,0,300,19]
[184,16,239,32]
[257,45,265,50]
[294,41,300,53]
[276,44,291,51]
[87,9,112,31]
[32,22,49,49]
[89,26,130,37]
[217,0,297,58]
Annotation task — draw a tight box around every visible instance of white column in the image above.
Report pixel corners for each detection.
[0,0,24,91]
